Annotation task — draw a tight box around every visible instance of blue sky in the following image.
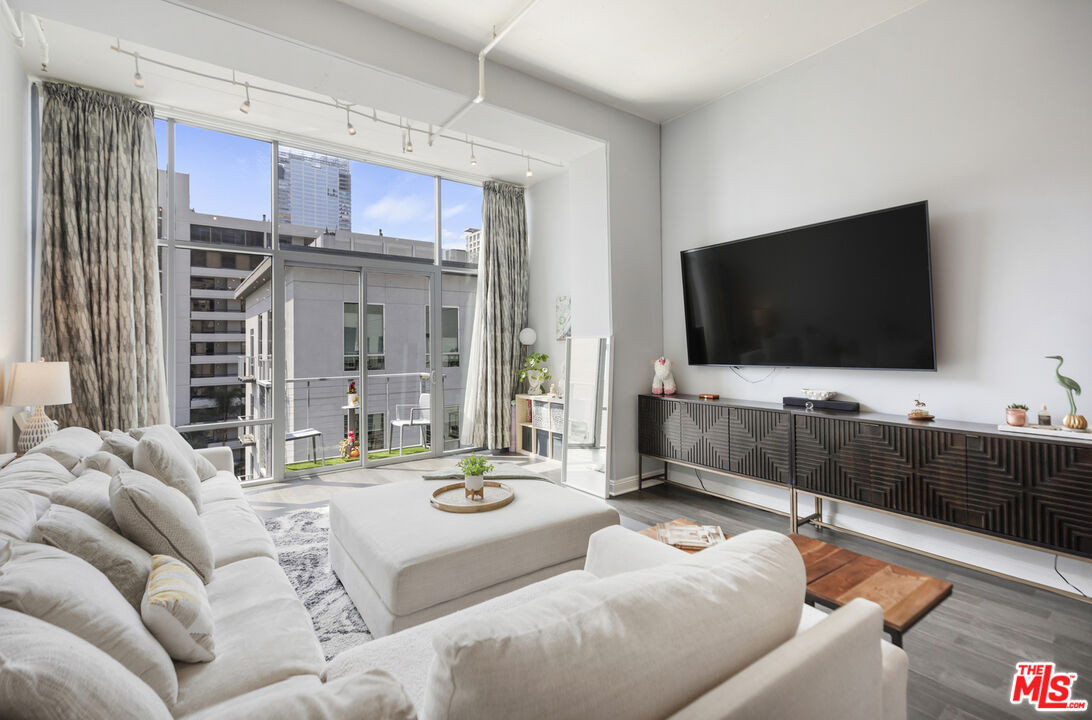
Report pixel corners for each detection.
[155,120,482,248]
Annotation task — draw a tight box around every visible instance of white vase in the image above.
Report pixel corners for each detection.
[464,474,484,497]
[526,369,546,395]
[347,393,358,406]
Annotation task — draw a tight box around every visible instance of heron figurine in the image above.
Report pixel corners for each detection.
[1045,355,1086,430]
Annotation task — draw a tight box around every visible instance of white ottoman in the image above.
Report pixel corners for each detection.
[329,479,619,637]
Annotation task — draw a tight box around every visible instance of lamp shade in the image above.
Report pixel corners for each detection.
[518,328,537,346]
[6,361,72,407]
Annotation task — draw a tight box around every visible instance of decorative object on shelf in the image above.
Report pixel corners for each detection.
[1046,355,1086,430]
[1005,403,1029,427]
[519,352,550,395]
[555,296,571,341]
[457,454,494,501]
[6,360,72,453]
[907,396,934,421]
[699,393,720,400]
[1038,404,1052,427]
[346,380,358,407]
[801,388,836,401]
[651,357,677,396]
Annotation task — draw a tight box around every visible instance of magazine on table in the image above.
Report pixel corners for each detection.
[656,523,726,550]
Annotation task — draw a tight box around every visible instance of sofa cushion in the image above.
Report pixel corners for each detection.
[0,539,178,705]
[421,529,805,720]
[326,570,597,708]
[142,555,216,663]
[134,431,203,511]
[200,472,246,506]
[72,450,130,477]
[179,671,417,720]
[25,426,102,470]
[172,555,325,717]
[0,453,75,498]
[49,469,120,531]
[110,470,214,583]
[99,428,139,465]
[31,504,152,610]
[130,424,217,481]
[329,480,619,616]
[0,608,172,720]
[0,489,50,541]
[201,498,276,568]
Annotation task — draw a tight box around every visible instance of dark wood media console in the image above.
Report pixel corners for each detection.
[637,394,1092,562]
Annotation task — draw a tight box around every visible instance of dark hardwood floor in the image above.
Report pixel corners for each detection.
[609,483,1092,720]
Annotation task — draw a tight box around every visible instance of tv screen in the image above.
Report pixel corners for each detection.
[681,201,935,370]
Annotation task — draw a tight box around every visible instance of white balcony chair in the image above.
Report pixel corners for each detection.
[391,393,430,456]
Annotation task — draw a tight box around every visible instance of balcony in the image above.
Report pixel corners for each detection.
[237,355,272,386]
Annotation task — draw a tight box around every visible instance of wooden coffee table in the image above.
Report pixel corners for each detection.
[640,519,952,647]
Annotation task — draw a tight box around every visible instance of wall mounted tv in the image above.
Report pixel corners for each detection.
[681,201,935,370]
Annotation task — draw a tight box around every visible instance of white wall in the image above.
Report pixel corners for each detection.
[0,38,30,452]
[661,0,1092,593]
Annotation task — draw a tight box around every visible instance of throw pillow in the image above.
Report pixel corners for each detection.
[0,608,173,720]
[0,453,75,499]
[49,469,120,531]
[129,425,217,481]
[99,428,139,465]
[72,450,130,476]
[422,529,805,720]
[24,426,103,470]
[142,555,216,663]
[0,489,50,541]
[110,470,215,583]
[31,504,153,610]
[0,539,178,705]
[133,433,203,512]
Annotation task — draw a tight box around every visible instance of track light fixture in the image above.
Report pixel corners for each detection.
[469,138,477,166]
[239,82,251,114]
[405,124,414,153]
[525,155,533,178]
[346,106,356,136]
[132,53,144,88]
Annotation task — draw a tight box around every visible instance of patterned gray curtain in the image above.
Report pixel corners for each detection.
[461,181,528,448]
[39,82,168,430]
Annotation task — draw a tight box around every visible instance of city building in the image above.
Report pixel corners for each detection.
[277,147,351,231]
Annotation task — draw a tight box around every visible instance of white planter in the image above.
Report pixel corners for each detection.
[465,474,484,494]
[526,369,546,395]
[347,393,359,406]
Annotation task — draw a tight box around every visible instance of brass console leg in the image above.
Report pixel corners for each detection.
[789,487,798,533]
[638,455,643,491]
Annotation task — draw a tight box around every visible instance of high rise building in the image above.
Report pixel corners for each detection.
[464,228,481,263]
[276,148,351,230]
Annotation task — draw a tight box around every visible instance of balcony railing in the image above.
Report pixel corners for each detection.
[237,355,272,386]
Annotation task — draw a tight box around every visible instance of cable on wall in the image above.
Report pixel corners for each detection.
[109,42,563,170]
[1054,555,1089,598]
[729,366,779,384]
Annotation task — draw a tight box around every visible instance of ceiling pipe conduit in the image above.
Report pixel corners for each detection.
[428,0,541,146]
[1,0,24,47]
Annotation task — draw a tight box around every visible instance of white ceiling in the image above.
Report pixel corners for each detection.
[335,0,928,122]
[17,17,601,185]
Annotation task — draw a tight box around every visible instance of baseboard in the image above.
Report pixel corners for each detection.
[611,473,662,496]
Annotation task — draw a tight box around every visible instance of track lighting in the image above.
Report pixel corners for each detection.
[405,124,414,153]
[525,155,533,178]
[133,53,144,88]
[346,106,356,136]
[239,82,251,114]
[470,139,477,166]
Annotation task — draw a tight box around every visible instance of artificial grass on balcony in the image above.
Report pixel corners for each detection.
[283,445,429,471]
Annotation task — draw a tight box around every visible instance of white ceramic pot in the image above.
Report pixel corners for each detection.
[347,393,359,406]
[465,474,484,494]
[526,369,546,395]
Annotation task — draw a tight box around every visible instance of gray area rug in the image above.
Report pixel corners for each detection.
[264,508,373,660]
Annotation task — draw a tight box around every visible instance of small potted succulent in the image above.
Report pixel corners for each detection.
[347,380,359,407]
[518,353,550,395]
[1006,403,1029,427]
[457,453,494,500]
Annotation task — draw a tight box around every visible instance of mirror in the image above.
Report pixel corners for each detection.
[562,337,611,497]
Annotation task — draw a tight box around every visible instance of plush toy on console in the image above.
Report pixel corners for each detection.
[651,357,677,395]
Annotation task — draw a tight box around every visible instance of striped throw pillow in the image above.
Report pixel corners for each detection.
[141,555,216,663]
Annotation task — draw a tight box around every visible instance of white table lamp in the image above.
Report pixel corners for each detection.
[7,360,72,453]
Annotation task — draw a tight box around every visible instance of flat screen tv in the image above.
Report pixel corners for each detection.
[681,201,935,370]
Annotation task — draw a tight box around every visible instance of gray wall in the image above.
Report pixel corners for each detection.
[660,0,1092,593]
[0,40,30,451]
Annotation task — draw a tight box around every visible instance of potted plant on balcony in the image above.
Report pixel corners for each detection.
[518,353,550,395]
[1006,403,1029,427]
[347,381,359,407]
[457,453,494,500]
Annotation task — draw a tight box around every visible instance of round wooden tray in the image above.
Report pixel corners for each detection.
[430,481,515,513]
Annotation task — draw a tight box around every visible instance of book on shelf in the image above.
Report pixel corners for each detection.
[655,523,726,551]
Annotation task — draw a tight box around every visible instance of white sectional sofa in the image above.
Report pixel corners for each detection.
[0,426,907,720]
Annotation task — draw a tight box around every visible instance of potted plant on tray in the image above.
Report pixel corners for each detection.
[1006,403,1029,427]
[457,453,494,500]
